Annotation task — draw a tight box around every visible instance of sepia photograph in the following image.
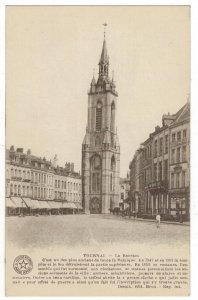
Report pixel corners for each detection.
[5,5,190,296]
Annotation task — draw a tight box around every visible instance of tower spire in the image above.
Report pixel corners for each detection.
[99,23,109,79]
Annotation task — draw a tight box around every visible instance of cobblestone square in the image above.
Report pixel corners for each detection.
[6,214,189,251]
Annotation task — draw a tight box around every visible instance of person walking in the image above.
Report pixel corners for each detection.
[156,213,161,228]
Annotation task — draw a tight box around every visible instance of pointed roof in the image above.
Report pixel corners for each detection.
[91,75,96,86]
[173,102,190,125]
[99,38,109,64]
[82,129,90,145]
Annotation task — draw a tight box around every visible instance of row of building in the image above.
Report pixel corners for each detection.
[5,146,82,215]
[128,102,190,220]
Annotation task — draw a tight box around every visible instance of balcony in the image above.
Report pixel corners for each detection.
[23,179,31,182]
[169,187,189,195]
[11,176,22,181]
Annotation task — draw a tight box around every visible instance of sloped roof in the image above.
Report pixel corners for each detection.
[171,102,190,126]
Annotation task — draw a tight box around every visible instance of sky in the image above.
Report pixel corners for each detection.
[6,6,190,177]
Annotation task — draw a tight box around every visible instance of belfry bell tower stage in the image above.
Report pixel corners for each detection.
[82,27,120,214]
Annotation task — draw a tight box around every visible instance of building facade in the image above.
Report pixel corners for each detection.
[82,34,120,214]
[54,163,81,204]
[119,177,130,210]
[6,146,82,213]
[129,103,190,220]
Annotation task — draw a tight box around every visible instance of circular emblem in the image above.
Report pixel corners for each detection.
[13,255,33,275]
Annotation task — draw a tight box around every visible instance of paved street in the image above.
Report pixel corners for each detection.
[6,214,189,251]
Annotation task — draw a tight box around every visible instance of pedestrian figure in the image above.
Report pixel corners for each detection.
[156,213,160,228]
[133,210,136,219]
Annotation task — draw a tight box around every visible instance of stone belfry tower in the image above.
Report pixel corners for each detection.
[82,27,120,214]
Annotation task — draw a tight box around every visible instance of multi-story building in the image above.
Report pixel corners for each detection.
[168,104,190,218]
[119,177,130,210]
[129,148,144,213]
[54,163,81,204]
[129,102,190,220]
[145,124,170,216]
[6,147,32,200]
[5,146,82,214]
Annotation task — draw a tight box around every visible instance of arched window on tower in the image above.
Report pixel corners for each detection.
[110,101,115,133]
[90,155,101,192]
[111,156,116,171]
[110,156,116,192]
[110,173,113,191]
[96,101,102,131]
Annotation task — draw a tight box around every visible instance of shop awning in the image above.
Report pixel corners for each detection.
[6,198,17,208]
[75,202,83,209]
[68,202,77,209]
[47,201,62,209]
[11,197,26,208]
[62,202,77,209]
[38,201,51,209]
[62,202,72,209]
[30,199,41,209]
[22,198,34,208]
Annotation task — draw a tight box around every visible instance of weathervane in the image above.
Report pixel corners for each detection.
[103,23,107,38]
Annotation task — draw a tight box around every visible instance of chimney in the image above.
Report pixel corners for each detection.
[27,149,31,155]
[16,148,23,153]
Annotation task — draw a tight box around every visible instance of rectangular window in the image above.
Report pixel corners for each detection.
[163,160,168,180]
[172,133,175,142]
[176,173,180,188]
[171,149,175,164]
[177,131,181,141]
[182,171,186,187]
[171,173,174,188]
[154,163,157,181]
[159,138,163,156]
[177,147,180,163]
[183,129,187,139]
[182,146,187,161]
[159,162,162,181]
[154,140,158,157]
[164,135,168,154]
